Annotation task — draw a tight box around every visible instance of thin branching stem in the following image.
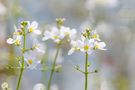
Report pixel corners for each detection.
[47,44,60,90]
[85,52,88,90]
[16,27,26,90]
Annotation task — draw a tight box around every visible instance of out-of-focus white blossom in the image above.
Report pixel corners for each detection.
[85,0,119,10]
[24,51,41,69]
[42,26,65,43]
[7,36,22,46]
[32,39,45,54]
[27,21,41,35]
[91,30,101,41]
[7,25,23,46]
[33,83,46,90]
[42,19,77,44]
[61,26,77,41]
[94,41,106,50]
[68,40,80,55]
[1,82,11,90]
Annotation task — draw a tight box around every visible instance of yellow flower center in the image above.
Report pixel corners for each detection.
[15,40,21,46]
[29,27,34,33]
[94,45,99,50]
[84,45,89,51]
[92,34,99,39]
[53,35,59,39]
[28,59,33,65]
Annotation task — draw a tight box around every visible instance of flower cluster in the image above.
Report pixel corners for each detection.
[7,21,44,69]
[42,18,76,44]
[68,27,106,55]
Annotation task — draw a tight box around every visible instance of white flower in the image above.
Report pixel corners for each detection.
[32,39,45,54]
[24,51,41,69]
[34,44,45,54]
[1,82,8,89]
[91,30,101,41]
[42,26,65,43]
[7,25,23,46]
[68,28,106,55]
[61,26,77,40]
[27,21,41,35]
[42,26,77,44]
[7,35,22,46]
[78,39,95,54]
[68,40,80,55]
[94,41,106,50]
[33,83,46,90]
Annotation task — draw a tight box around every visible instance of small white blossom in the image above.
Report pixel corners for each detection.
[61,26,77,40]
[42,26,64,43]
[94,41,106,50]
[68,27,106,55]
[42,25,77,44]
[1,82,11,90]
[24,51,41,69]
[68,40,80,55]
[7,25,23,46]
[33,83,46,90]
[32,39,45,54]
[91,30,101,41]
[27,21,41,35]
[7,35,22,46]
[78,39,94,54]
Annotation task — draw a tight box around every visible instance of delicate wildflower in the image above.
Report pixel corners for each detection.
[27,21,41,35]
[32,44,45,54]
[42,19,77,44]
[24,51,41,69]
[1,82,11,90]
[68,40,80,55]
[91,30,101,41]
[61,26,77,40]
[7,35,22,46]
[42,26,65,43]
[93,41,106,50]
[31,39,45,54]
[68,27,106,55]
[78,39,94,54]
[33,83,46,90]
[7,25,23,46]
[13,25,23,35]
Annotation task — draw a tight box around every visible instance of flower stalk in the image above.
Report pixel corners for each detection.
[85,52,88,90]
[47,44,60,90]
[16,24,26,90]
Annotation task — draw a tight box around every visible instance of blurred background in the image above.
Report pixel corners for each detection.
[0,0,135,90]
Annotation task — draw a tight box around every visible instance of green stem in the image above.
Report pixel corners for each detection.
[16,56,25,90]
[85,52,88,90]
[47,44,60,90]
[16,27,26,90]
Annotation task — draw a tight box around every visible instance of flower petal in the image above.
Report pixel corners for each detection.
[7,38,15,44]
